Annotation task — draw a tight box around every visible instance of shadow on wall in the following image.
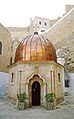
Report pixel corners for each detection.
[0,72,9,97]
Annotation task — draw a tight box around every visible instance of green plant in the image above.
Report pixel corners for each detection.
[45,93,55,102]
[17,92,26,102]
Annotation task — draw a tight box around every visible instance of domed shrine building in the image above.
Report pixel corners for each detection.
[8,32,64,107]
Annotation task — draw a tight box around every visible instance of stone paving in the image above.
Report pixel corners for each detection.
[0,98,74,119]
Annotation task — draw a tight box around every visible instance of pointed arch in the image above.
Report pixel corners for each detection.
[26,73,46,83]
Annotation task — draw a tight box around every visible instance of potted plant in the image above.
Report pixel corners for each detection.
[17,92,27,110]
[45,93,55,110]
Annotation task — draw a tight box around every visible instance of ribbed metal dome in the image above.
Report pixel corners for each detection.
[15,32,57,62]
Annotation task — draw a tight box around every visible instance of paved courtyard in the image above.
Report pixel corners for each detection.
[0,98,74,119]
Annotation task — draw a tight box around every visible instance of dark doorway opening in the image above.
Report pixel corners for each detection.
[32,81,40,106]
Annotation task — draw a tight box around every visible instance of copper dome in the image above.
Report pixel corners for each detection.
[15,32,57,62]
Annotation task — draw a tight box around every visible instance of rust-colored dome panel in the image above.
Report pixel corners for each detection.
[15,33,57,62]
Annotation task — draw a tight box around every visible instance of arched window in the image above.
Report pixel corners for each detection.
[44,22,47,26]
[58,73,61,82]
[11,73,14,82]
[0,41,2,55]
[39,21,41,25]
[65,79,69,87]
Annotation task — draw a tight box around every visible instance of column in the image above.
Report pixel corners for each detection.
[19,70,22,94]
[26,83,28,96]
[52,71,54,93]
[43,83,46,97]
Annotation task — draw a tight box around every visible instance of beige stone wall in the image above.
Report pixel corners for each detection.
[8,64,22,99]
[65,5,74,13]
[6,27,29,63]
[0,24,12,72]
[43,8,74,72]
[29,17,51,35]
[50,18,60,27]
[29,17,62,35]
[7,27,29,41]
[43,8,74,45]
[55,65,63,97]
[8,61,63,106]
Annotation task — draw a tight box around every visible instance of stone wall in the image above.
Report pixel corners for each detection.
[8,61,63,106]
[29,16,61,35]
[29,17,51,35]
[0,24,12,72]
[43,8,74,72]
[56,33,74,72]
[6,27,29,63]
[65,5,74,13]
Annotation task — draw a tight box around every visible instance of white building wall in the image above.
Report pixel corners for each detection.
[64,73,74,104]
[0,72,9,97]
[69,73,74,96]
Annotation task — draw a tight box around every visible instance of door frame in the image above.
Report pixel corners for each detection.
[29,75,43,107]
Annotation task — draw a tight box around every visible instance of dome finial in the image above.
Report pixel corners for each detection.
[34,32,38,35]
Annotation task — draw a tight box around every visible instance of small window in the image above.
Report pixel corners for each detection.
[10,57,12,65]
[45,22,47,26]
[11,73,14,82]
[39,21,41,25]
[58,73,61,82]
[50,71,52,92]
[41,30,45,32]
[0,41,2,55]
[65,79,69,87]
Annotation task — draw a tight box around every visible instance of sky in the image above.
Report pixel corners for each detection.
[0,0,74,27]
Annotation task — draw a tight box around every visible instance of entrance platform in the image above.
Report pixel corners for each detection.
[0,97,74,119]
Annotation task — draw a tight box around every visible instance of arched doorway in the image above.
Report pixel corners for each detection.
[32,81,40,106]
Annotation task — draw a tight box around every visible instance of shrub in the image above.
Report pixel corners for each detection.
[17,92,26,102]
[45,93,55,102]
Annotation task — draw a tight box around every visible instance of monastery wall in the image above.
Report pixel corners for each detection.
[6,27,29,63]
[0,24,12,72]
[43,8,74,72]
[43,8,74,45]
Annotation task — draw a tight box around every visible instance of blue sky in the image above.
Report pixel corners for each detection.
[0,0,74,27]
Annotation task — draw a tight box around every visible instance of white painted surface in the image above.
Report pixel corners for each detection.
[43,83,46,97]
[0,72,9,97]
[57,58,65,66]
[64,73,74,96]
[69,73,74,96]
[26,83,28,96]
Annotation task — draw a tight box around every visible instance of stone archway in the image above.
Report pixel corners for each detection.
[28,75,43,107]
[25,73,46,107]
